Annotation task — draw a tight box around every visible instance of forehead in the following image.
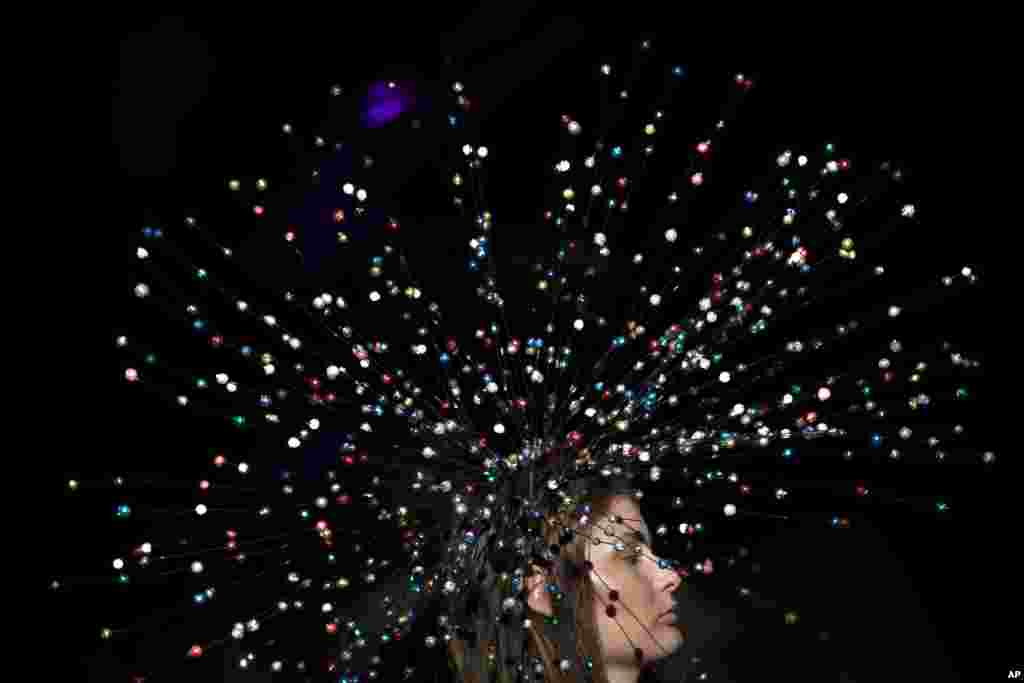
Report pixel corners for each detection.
[592,495,649,538]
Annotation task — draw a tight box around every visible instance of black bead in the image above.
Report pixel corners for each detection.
[634,647,643,663]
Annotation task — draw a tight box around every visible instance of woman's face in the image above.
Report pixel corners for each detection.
[587,495,683,671]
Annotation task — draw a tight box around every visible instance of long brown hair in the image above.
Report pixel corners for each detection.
[448,495,617,683]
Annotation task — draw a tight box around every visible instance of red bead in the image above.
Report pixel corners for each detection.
[584,560,593,571]
[609,590,619,602]
[605,605,616,618]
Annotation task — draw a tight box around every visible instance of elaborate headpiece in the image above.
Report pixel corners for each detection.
[64,35,993,683]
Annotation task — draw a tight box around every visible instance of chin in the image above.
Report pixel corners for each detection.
[657,622,686,652]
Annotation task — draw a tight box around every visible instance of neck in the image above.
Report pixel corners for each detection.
[603,663,641,683]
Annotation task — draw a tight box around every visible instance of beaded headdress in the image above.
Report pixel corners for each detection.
[63,34,994,683]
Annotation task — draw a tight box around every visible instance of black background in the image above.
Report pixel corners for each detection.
[52,7,1015,682]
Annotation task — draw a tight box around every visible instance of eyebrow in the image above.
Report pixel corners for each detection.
[625,528,651,546]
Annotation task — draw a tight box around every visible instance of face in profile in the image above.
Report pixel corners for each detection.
[586,495,684,672]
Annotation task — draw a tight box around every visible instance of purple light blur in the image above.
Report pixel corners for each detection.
[363,80,415,128]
